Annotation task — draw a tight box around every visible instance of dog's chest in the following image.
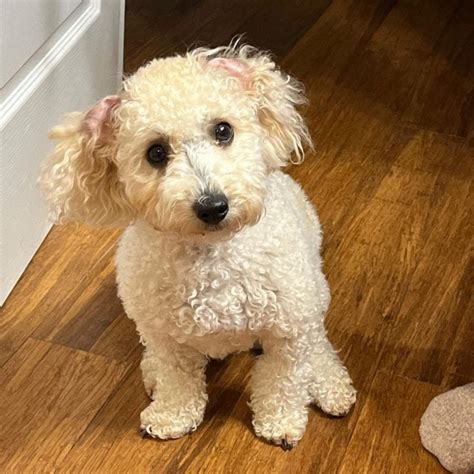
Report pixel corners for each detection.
[150,238,285,340]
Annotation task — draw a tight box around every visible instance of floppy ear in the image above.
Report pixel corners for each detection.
[208,48,313,168]
[40,96,134,226]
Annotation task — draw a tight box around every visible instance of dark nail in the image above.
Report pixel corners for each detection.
[281,439,293,451]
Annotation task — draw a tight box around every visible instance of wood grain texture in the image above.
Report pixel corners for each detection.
[0,339,127,472]
[338,371,444,474]
[1,0,472,472]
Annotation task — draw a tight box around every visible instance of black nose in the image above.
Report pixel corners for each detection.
[193,194,229,225]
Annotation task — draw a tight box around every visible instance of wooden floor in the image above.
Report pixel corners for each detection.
[1,0,473,472]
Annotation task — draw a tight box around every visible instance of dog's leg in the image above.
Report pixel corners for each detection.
[249,338,313,449]
[139,337,208,440]
[307,334,356,417]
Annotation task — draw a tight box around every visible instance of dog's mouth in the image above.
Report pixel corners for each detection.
[191,213,247,241]
[197,220,231,235]
[205,221,228,232]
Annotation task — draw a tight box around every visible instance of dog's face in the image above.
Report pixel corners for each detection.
[115,55,269,237]
[41,46,311,239]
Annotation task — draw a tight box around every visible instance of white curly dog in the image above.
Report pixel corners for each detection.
[40,44,356,449]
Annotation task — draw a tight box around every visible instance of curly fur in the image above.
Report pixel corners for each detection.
[40,44,355,448]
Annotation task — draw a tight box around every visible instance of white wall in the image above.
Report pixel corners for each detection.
[0,0,125,305]
[0,0,83,88]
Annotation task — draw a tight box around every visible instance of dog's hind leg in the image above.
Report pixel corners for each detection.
[139,337,208,440]
[307,335,356,417]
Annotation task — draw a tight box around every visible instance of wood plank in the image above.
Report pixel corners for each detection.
[282,0,401,107]
[0,225,119,366]
[370,0,459,53]
[400,9,474,137]
[124,0,332,73]
[46,262,123,351]
[318,131,472,384]
[372,136,472,383]
[0,338,127,472]
[290,120,415,261]
[338,371,444,473]
[89,312,141,362]
[285,0,473,138]
[440,257,474,389]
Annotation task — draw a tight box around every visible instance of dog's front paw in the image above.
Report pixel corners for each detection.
[252,409,308,450]
[313,376,356,417]
[140,398,206,440]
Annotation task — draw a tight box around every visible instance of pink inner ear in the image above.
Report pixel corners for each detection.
[208,58,251,86]
[83,95,121,140]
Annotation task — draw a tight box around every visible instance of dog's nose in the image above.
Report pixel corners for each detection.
[194,194,229,225]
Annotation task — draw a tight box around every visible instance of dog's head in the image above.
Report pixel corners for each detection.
[40,44,311,239]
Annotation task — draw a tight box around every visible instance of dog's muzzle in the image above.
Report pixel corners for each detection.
[193,194,228,225]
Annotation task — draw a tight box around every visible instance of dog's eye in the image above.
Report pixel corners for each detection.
[147,144,168,167]
[214,122,234,146]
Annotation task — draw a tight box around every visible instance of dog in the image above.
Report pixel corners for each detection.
[40,44,356,449]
